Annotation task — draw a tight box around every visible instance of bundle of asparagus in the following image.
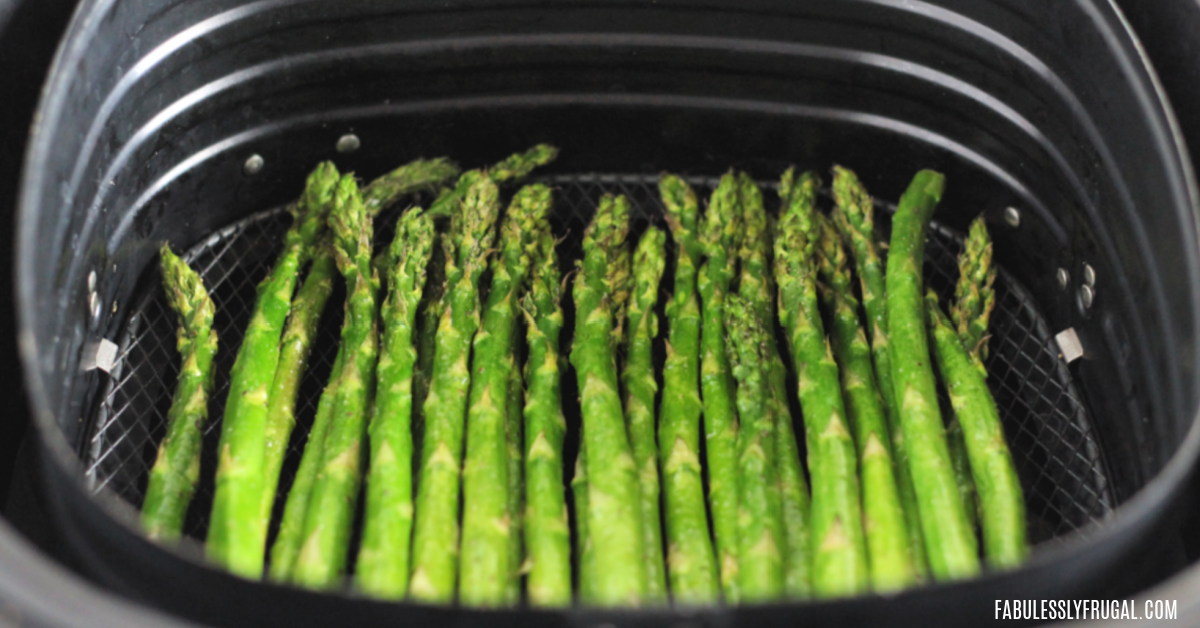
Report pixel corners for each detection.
[142,147,1033,607]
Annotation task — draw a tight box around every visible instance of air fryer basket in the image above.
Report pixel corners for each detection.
[17,1,1200,627]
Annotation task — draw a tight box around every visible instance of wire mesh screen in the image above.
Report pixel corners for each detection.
[83,172,1113,548]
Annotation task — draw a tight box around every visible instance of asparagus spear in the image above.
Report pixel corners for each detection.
[569,193,647,607]
[623,226,669,604]
[830,165,929,580]
[258,246,337,534]
[725,294,786,602]
[460,184,551,606]
[409,175,502,602]
[291,175,380,589]
[522,233,571,608]
[506,365,525,606]
[427,145,559,217]
[656,175,721,604]
[412,236,446,462]
[142,246,217,540]
[698,173,745,602]
[737,173,811,599]
[362,157,460,216]
[884,170,980,581]
[952,217,997,364]
[208,162,338,577]
[945,411,980,532]
[815,214,915,592]
[356,209,436,598]
[775,169,869,598]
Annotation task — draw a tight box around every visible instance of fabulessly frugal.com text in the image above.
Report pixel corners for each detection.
[995,599,1178,620]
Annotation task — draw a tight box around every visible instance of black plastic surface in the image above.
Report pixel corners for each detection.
[14,1,1200,627]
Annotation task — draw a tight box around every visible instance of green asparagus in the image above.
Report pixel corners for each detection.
[460,184,551,606]
[208,161,338,577]
[362,157,460,216]
[737,173,811,599]
[698,173,744,602]
[409,176,502,602]
[569,193,647,606]
[142,246,217,540]
[884,170,980,581]
[572,441,595,603]
[522,233,571,607]
[952,217,997,365]
[291,175,380,589]
[623,226,668,604]
[657,175,720,604]
[725,294,785,603]
[356,209,436,598]
[830,165,929,580]
[815,214,915,592]
[775,168,869,598]
[427,145,559,218]
[506,364,525,606]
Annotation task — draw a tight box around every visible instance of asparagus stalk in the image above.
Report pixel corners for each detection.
[815,214,915,592]
[268,344,344,582]
[506,365,525,606]
[775,169,869,598]
[945,411,980,533]
[725,294,786,603]
[884,170,980,581]
[258,246,337,532]
[412,236,446,460]
[572,441,595,603]
[830,166,929,580]
[356,209,436,598]
[142,246,218,540]
[657,175,720,604]
[522,233,571,608]
[569,193,647,606]
[698,173,745,602]
[291,175,380,589]
[927,292,1027,568]
[623,226,669,604]
[952,217,997,365]
[737,173,811,598]
[460,184,551,606]
[409,175,502,602]
[427,145,559,217]
[208,162,338,577]
[362,157,460,216]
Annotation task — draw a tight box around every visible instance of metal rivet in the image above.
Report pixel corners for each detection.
[87,270,96,291]
[336,134,361,153]
[1056,268,1069,290]
[1082,263,1096,287]
[88,291,101,320]
[243,154,265,176]
[1080,284,1095,310]
[1004,206,1021,228]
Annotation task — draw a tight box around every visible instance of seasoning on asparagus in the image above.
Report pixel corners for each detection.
[656,175,721,604]
[409,175,502,602]
[522,233,571,608]
[460,184,551,606]
[291,175,380,589]
[884,170,980,581]
[725,293,786,603]
[698,172,745,602]
[362,157,460,216]
[622,226,669,604]
[142,246,217,540]
[208,162,338,578]
[569,193,648,607]
[830,165,928,580]
[356,209,436,599]
[737,173,811,599]
[775,168,869,598]
[815,214,915,592]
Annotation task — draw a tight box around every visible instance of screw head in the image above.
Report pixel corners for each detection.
[1056,268,1070,289]
[1080,284,1095,310]
[1004,206,1021,228]
[336,134,361,154]
[243,154,265,176]
[1082,263,1096,287]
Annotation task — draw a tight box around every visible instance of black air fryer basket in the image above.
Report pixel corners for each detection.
[16,1,1200,627]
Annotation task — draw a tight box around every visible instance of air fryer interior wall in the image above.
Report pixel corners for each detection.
[16,1,1200,627]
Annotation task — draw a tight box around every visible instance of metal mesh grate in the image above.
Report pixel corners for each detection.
[84,172,1113,547]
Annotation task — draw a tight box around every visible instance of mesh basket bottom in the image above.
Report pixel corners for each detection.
[84,173,1113,549]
